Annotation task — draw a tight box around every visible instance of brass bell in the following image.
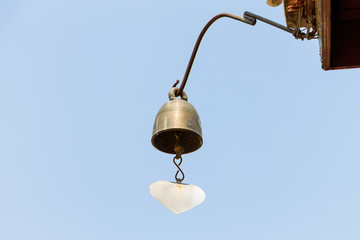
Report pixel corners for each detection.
[152,87,203,154]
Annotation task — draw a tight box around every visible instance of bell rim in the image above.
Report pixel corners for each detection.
[151,128,203,155]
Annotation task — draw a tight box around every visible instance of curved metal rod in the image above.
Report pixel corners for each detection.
[176,13,256,97]
[175,11,310,97]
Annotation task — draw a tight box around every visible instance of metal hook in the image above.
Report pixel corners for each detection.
[173,156,185,183]
[172,80,180,88]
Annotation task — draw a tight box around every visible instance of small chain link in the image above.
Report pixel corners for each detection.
[173,156,185,183]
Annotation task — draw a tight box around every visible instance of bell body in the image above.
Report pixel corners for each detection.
[152,88,203,154]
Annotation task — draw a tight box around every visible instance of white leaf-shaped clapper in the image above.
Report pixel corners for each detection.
[149,181,205,214]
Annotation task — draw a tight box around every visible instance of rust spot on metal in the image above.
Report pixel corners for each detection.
[287,0,305,12]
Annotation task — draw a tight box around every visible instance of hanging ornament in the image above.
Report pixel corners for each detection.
[150,87,205,213]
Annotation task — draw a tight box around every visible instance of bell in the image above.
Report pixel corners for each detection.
[152,87,203,154]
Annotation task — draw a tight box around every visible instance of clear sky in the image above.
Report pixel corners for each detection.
[1,1,360,240]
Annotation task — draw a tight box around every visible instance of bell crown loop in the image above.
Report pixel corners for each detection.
[169,87,188,101]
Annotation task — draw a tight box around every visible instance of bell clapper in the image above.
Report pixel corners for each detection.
[174,132,184,158]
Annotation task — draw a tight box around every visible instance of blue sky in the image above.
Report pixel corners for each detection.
[1,1,360,240]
